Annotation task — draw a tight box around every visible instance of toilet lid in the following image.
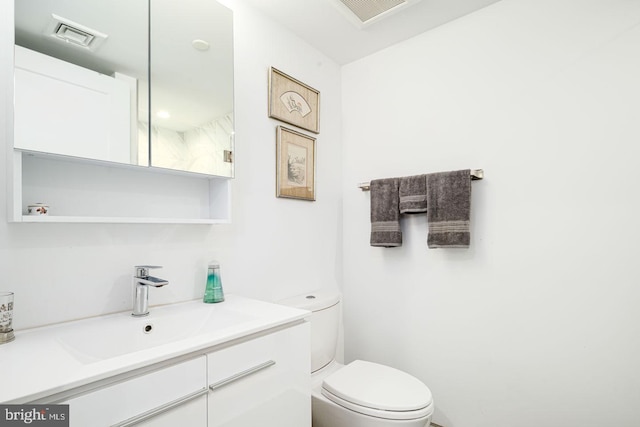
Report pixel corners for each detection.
[322,360,433,415]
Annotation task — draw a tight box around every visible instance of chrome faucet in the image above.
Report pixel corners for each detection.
[132,266,169,317]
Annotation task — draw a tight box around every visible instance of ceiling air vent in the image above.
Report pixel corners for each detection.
[55,24,95,47]
[328,0,422,28]
[45,14,108,51]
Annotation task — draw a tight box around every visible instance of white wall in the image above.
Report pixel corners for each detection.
[212,0,344,301]
[341,0,640,426]
[0,0,342,329]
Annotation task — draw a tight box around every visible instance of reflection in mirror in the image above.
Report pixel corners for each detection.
[14,0,149,166]
[149,0,234,177]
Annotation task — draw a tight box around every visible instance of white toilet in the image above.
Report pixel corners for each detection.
[282,290,434,427]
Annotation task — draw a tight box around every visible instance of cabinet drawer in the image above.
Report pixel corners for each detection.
[62,356,206,427]
[207,323,311,427]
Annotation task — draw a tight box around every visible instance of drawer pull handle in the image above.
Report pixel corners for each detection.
[112,387,209,427]
[209,360,276,391]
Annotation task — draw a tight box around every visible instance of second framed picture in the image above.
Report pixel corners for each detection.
[276,126,316,201]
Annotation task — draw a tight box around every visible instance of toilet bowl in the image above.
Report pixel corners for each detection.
[281,290,434,427]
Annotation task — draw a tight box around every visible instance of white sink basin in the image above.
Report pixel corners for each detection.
[0,294,309,403]
[57,301,258,364]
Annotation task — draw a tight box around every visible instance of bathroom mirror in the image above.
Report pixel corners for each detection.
[14,0,234,178]
[148,0,234,177]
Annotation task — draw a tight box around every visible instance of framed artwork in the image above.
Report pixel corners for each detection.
[269,67,320,134]
[276,126,316,201]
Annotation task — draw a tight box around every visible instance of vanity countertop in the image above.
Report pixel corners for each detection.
[0,294,309,403]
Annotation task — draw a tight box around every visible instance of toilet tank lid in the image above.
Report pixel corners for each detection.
[279,289,340,312]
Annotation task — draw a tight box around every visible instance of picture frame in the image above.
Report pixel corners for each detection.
[269,67,320,134]
[276,126,316,201]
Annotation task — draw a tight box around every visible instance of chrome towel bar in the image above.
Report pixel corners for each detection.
[357,169,483,191]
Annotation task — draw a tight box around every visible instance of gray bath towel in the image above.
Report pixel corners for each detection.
[399,175,427,214]
[426,169,471,248]
[370,178,402,247]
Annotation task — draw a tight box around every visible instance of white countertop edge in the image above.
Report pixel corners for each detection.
[1,295,310,403]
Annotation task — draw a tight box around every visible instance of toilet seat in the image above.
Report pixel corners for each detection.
[321,360,433,421]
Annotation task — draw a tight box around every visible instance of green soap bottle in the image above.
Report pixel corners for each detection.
[203,262,225,303]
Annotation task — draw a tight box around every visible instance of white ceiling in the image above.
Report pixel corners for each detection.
[240,0,503,65]
[13,0,502,131]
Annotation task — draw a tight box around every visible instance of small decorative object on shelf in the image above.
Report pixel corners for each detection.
[27,203,49,216]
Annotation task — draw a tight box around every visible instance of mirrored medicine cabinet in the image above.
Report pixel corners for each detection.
[13,0,234,178]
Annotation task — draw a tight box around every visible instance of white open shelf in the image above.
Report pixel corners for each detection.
[9,151,231,224]
[18,216,225,224]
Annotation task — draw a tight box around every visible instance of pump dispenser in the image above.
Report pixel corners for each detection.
[203,262,224,303]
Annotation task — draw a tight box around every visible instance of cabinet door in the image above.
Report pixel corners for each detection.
[61,356,206,427]
[207,323,311,427]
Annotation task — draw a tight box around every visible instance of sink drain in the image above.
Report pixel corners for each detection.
[143,323,153,334]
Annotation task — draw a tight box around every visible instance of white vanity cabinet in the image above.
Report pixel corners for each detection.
[49,322,310,427]
[61,356,208,427]
[207,323,311,427]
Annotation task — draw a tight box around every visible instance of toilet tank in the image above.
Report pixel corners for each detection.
[280,289,341,373]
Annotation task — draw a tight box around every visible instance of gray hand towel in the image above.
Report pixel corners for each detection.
[427,169,471,248]
[370,178,402,247]
[399,174,427,214]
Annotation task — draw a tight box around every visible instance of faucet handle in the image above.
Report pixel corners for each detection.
[135,265,162,277]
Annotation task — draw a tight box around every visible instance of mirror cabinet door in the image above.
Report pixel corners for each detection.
[14,0,234,177]
[14,0,149,166]
[149,0,234,177]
